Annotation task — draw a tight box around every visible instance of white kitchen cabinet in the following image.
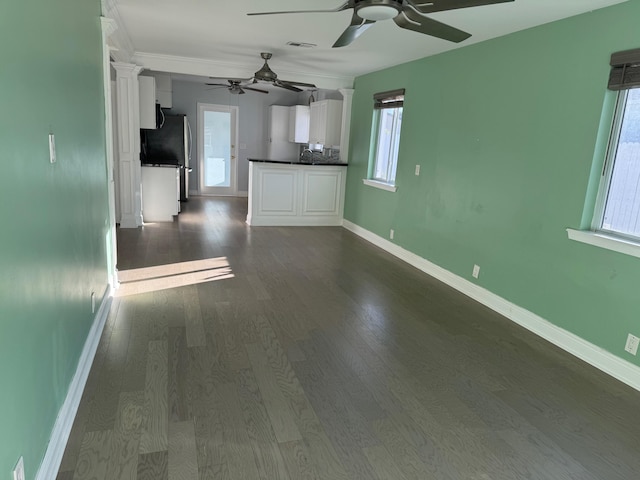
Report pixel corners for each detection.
[153,72,172,108]
[139,75,157,129]
[267,105,299,160]
[247,161,346,226]
[309,99,343,147]
[141,165,180,222]
[288,105,310,143]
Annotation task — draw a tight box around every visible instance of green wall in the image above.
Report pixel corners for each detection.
[0,0,109,478]
[345,0,640,367]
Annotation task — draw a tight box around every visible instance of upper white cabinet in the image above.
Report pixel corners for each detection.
[139,75,157,129]
[288,105,310,143]
[309,99,343,147]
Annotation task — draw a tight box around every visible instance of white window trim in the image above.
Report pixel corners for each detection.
[567,228,640,259]
[362,178,397,192]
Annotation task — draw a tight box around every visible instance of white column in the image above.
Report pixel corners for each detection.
[338,88,354,164]
[101,17,119,286]
[112,62,144,228]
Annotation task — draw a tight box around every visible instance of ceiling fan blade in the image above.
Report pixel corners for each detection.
[243,86,269,94]
[409,0,514,14]
[278,79,317,88]
[205,83,228,86]
[333,13,375,48]
[394,7,471,43]
[248,1,352,16]
[274,81,303,93]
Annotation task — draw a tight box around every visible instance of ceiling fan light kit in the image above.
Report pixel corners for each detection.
[248,0,515,47]
[356,1,401,21]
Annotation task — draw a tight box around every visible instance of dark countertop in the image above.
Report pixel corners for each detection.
[141,163,182,168]
[248,158,348,167]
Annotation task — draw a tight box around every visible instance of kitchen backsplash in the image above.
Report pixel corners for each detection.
[300,147,341,163]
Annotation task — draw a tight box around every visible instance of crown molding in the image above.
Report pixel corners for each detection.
[132,52,354,90]
[101,0,135,62]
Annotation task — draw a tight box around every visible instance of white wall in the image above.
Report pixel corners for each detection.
[170,80,300,194]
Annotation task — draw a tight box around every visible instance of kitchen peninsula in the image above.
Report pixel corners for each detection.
[246,158,347,226]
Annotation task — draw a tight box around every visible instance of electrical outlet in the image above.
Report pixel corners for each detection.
[415,165,421,176]
[91,291,96,314]
[389,229,395,240]
[472,264,480,279]
[625,333,639,355]
[13,456,25,480]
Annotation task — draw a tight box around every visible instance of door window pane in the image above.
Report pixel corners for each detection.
[204,111,231,187]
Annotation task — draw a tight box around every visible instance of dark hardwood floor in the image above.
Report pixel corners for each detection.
[57,196,640,480]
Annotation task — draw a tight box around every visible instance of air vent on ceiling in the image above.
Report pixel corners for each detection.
[286,41,317,48]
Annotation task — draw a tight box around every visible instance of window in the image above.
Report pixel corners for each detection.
[594,48,640,240]
[364,89,404,191]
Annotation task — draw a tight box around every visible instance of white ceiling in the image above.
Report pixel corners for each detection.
[109,0,627,88]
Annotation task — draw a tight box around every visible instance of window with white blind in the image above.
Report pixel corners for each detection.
[594,48,640,240]
[363,89,404,192]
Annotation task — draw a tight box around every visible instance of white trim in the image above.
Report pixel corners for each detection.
[36,287,112,480]
[344,220,640,392]
[567,228,640,260]
[362,178,397,192]
[338,88,354,164]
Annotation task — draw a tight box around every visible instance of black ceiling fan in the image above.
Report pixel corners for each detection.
[205,79,269,95]
[248,0,515,47]
[248,52,317,92]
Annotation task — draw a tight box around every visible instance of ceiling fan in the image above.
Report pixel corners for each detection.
[205,79,269,95]
[248,52,317,92]
[248,0,515,47]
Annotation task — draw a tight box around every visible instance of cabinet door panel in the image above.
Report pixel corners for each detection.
[258,169,298,216]
[302,170,342,216]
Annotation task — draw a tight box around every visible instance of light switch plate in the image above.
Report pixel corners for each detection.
[49,133,56,163]
[415,165,420,176]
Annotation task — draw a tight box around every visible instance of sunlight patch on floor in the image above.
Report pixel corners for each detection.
[115,257,234,296]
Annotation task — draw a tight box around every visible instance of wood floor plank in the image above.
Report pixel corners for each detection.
[105,391,145,479]
[372,416,434,480]
[139,340,169,454]
[362,445,409,480]
[137,451,168,480]
[217,383,262,480]
[278,440,320,480]
[84,323,130,432]
[168,420,199,480]
[245,343,303,443]
[168,327,192,422]
[72,430,113,480]
[183,286,207,347]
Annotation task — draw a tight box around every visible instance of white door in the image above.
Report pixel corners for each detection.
[198,103,238,196]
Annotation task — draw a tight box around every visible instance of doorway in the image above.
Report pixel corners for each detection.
[197,103,239,196]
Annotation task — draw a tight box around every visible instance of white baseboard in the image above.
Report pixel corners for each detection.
[342,220,640,392]
[36,287,112,480]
